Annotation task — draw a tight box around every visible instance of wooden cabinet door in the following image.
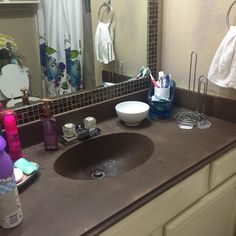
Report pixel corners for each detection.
[100,166,209,236]
[164,174,236,236]
[210,148,236,189]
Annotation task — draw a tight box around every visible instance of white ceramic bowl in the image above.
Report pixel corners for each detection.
[115,101,150,126]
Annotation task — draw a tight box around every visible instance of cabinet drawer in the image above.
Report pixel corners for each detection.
[210,148,236,189]
[100,165,210,236]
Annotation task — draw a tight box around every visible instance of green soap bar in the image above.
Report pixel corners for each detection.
[14,158,37,175]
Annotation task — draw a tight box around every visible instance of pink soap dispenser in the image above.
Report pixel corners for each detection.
[2,110,22,162]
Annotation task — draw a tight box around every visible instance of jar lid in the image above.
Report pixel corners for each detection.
[84,117,96,124]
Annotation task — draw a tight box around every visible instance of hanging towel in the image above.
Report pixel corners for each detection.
[208,26,236,89]
[95,22,115,64]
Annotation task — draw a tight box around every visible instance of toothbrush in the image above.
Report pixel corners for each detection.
[136,66,146,79]
[150,73,158,88]
[145,67,158,88]
[158,71,165,88]
[165,74,171,88]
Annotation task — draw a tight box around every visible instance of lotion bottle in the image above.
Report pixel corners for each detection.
[41,98,58,151]
[0,135,23,229]
[2,110,22,162]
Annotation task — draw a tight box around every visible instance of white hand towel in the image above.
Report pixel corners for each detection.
[95,22,115,64]
[208,26,236,89]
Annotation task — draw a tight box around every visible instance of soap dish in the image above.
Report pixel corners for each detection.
[16,162,39,188]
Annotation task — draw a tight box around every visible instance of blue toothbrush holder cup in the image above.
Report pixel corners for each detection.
[147,79,176,119]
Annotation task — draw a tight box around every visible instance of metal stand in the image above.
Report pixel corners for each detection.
[176,51,200,129]
[196,75,211,129]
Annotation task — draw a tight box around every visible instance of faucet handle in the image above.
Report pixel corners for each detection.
[83,116,97,130]
[20,87,28,95]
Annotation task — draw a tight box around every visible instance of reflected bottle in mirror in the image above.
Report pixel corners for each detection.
[41,98,58,151]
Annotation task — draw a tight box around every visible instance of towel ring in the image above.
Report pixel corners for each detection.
[226,1,236,28]
[98,2,114,25]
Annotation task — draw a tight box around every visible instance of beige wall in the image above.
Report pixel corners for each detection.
[0,4,42,98]
[162,0,236,100]
[91,0,147,85]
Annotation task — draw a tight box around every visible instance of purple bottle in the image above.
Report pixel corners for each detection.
[41,98,58,151]
[0,135,13,178]
[0,135,23,228]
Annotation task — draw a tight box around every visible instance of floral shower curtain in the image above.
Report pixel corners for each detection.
[37,0,84,97]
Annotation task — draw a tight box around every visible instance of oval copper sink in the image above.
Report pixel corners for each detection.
[54,132,154,180]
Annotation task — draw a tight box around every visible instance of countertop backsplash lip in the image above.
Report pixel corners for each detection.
[13,87,236,149]
[13,86,236,128]
[174,87,236,123]
[13,84,236,127]
[12,78,150,126]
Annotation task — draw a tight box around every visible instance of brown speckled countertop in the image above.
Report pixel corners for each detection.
[1,115,236,236]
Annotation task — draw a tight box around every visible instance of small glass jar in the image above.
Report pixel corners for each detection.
[62,123,76,138]
[83,117,96,130]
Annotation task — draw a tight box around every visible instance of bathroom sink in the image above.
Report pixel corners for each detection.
[54,132,154,180]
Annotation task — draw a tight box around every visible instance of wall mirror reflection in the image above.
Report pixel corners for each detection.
[0,0,148,109]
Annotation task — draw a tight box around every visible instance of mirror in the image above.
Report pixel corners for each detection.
[0,0,149,109]
[91,0,148,87]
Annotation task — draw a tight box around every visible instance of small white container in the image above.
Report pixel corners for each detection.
[83,117,97,130]
[154,87,170,100]
[62,123,76,138]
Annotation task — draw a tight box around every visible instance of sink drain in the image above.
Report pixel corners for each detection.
[91,170,106,179]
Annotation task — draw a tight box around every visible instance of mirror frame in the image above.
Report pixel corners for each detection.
[14,0,159,125]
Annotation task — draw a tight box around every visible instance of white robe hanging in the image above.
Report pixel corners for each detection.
[208,26,236,89]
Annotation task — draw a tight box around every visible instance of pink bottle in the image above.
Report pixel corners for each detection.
[2,110,22,162]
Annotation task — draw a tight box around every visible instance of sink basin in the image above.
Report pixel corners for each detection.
[54,132,154,180]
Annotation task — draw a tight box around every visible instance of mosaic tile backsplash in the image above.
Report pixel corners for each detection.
[14,0,158,126]
[15,78,150,125]
[148,0,159,77]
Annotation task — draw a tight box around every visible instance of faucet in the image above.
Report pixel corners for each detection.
[60,118,101,146]
[20,87,30,106]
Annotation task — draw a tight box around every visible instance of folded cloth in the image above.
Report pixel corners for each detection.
[208,26,236,89]
[95,22,115,64]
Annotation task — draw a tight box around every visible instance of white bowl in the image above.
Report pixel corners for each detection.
[115,101,150,126]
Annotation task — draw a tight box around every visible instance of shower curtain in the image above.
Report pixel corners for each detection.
[37,0,84,97]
